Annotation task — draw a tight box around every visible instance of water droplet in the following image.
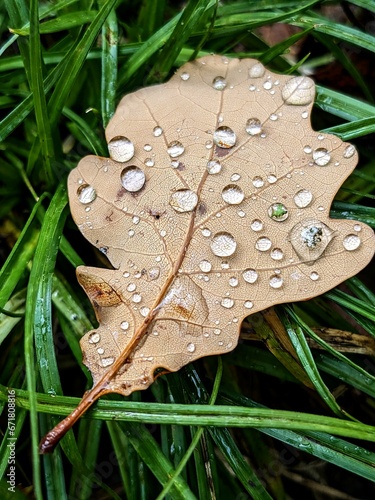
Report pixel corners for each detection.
[108,136,134,162]
[343,144,356,158]
[252,176,264,188]
[153,126,163,137]
[301,110,309,118]
[144,158,154,167]
[202,228,211,237]
[256,237,272,251]
[238,210,245,218]
[243,269,258,283]
[354,224,361,232]
[222,184,244,205]
[167,140,185,158]
[221,298,234,308]
[267,174,277,184]
[212,76,227,90]
[263,80,272,90]
[187,342,196,353]
[170,189,198,213]
[313,148,331,166]
[270,114,278,121]
[211,232,237,257]
[282,76,314,105]
[127,283,136,292]
[250,219,263,231]
[289,219,334,262]
[244,301,253,309]
[246,118,262,136]
[132,293,142,303]
[269,275,283,288]
[213,126,237,148]
[97,347,104,355]
[180,72,190,81]
[249,62,265,78]
[214,328,221,335]
[199,260,212,272]
[343,234,361,251]
[271,248,284,260]
[294,189,313,208]
[77,184,97,204]
[101,357,114,367]
[120,321,129,331]
[231,173,241,182]
[304,145,312,154]
[140,307,150,317]
[268,203,288,221]
[229,277,238,287]
[144,144,152,152]
[249,84,256,91]
[89,332,100,343]
[205,140,213,149]
[310,271,319,281]
[207,160,222,174]
[121,166,146,192]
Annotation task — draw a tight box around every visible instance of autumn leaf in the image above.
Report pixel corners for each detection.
[40,55,375,452]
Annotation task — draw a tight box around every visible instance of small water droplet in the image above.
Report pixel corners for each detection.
[222,184,244,205]
[180,72,190,81]
[244,301,253,309]
[205,140,213,149]
[121,166,146,192]
[212,76,227,90]
[229,277,238,287]
[249,84,256,91]
[187,342,196,353]
[221,298,234,308]
[310,271,319,281]
[213,126,236,148]
[214,328,221,335]
[120,321,129,330]
[238,210,245,218]
[167,140,185,158]
[250,219,263,231]
[202,228,211,237]
[144,158,154,167]
[267,174,277,184]
[128,229,135,237]
[199,260,212,272]
[132,293,142,303]
[153,126,163,137]
[246,118,262,136]
[231,173,241,182]
[304,145,312,154]
[108,136,134,162]
[301,110,309,118]
[268,203,288,221]
[77,184,96,204]
[140,307,150,317]
[127,283,136,292]
[270,114,278,121]
[313,148,331,166]
[354,224,361,232]
[207,160,222,174]
[170,189,198,213]
[211,232,237,257]
[256,237,272,251]
[269,275,283,288]
[270,248,284,260]
[294,189,313,208]
[263,80,272,90]
[101,357,115,367]
[242,269,258,283]
[343,144,356,158]
[289,219,334,262]
[249,62,265,78]
[144,144,152,152]
[89,332,100,343]
[132,216,140,224]
[97,347,104,355]
[343,234,361,251]
[252,176,264,188]
[282,76,314,105]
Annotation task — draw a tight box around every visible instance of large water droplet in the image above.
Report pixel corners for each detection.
[269,275,283,288]
[89,332,100,343]
[313,148,331,166]
[343,144,356,159]
[153,126,163,137]
[108,136,134,162]
[242,269,258,283]
[77,184,96,204]
[246,118,262,136]
[212,76,227,90]
[255,237,272,251]
[268,203,289,221]
[121,166,145,192]
[289,219,334,262]
[199,260,212,272]
[249,62,265,78]
[211,232,237,257]
[294,189,313,208]
[170,189,198,213]
[222,184,244,205]
[167,140,185,158]
[343,234,361,251]
[213,126,236,148]
[250,219,263,231]
[282,76,314,105]
[221,298,234,308]
[207,160,222,174]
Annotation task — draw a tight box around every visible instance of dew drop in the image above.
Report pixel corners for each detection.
[250,219,263,231]
[140,307,150,317]
[108,136,134,162]
[244,301,253,309]
[205,140,213,149]
[211,232,237,257]
[187,342,196,353]
[310,271,319,281]
[242,269,258,283]
[199,260,212,272]
[97,347,104,355]
[246,118,262,136]
[89,332,100,343]
[252,176,264,188]
[289,219,334,262]
[270,248,284,260]
[120,321,129,331]
[229,277,238,287]
[343,234,361,251]
[144,158,154,167]
[354,224,361,232]
[170,189,198,213]
[77,184,97,204]
[213,126,237,148]
[127,283,136,292]
[153,126,163,137]
[269,275,283,288]
[207,160,222,174]
[132,293,142,303]
[294,189,313,208]
[263,80,272,90]
[343,144,356,158]
[304,145,312,154]
[222,184,244,205]
[270,114,278,121]
[202,228,211,237]
[101,357,114,367]
[231,173,241,182]
[301,111,309,118]
[121,166,146,192]
[249,62,265,78]
[268,203,288,221]
[144,144,152,152]
[313,148,331,166]
[180,72,190,81]
[221,298,234,308]
[167,140,185,158]
[212,76,227,90]
[256,237,272,251]
[282,76,314,105]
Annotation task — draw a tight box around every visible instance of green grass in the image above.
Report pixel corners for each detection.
[1,0,375,498]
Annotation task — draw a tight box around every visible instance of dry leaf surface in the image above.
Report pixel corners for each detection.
[41,56,375,451]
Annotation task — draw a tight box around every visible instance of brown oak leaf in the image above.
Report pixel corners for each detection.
[40,55,375,452]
